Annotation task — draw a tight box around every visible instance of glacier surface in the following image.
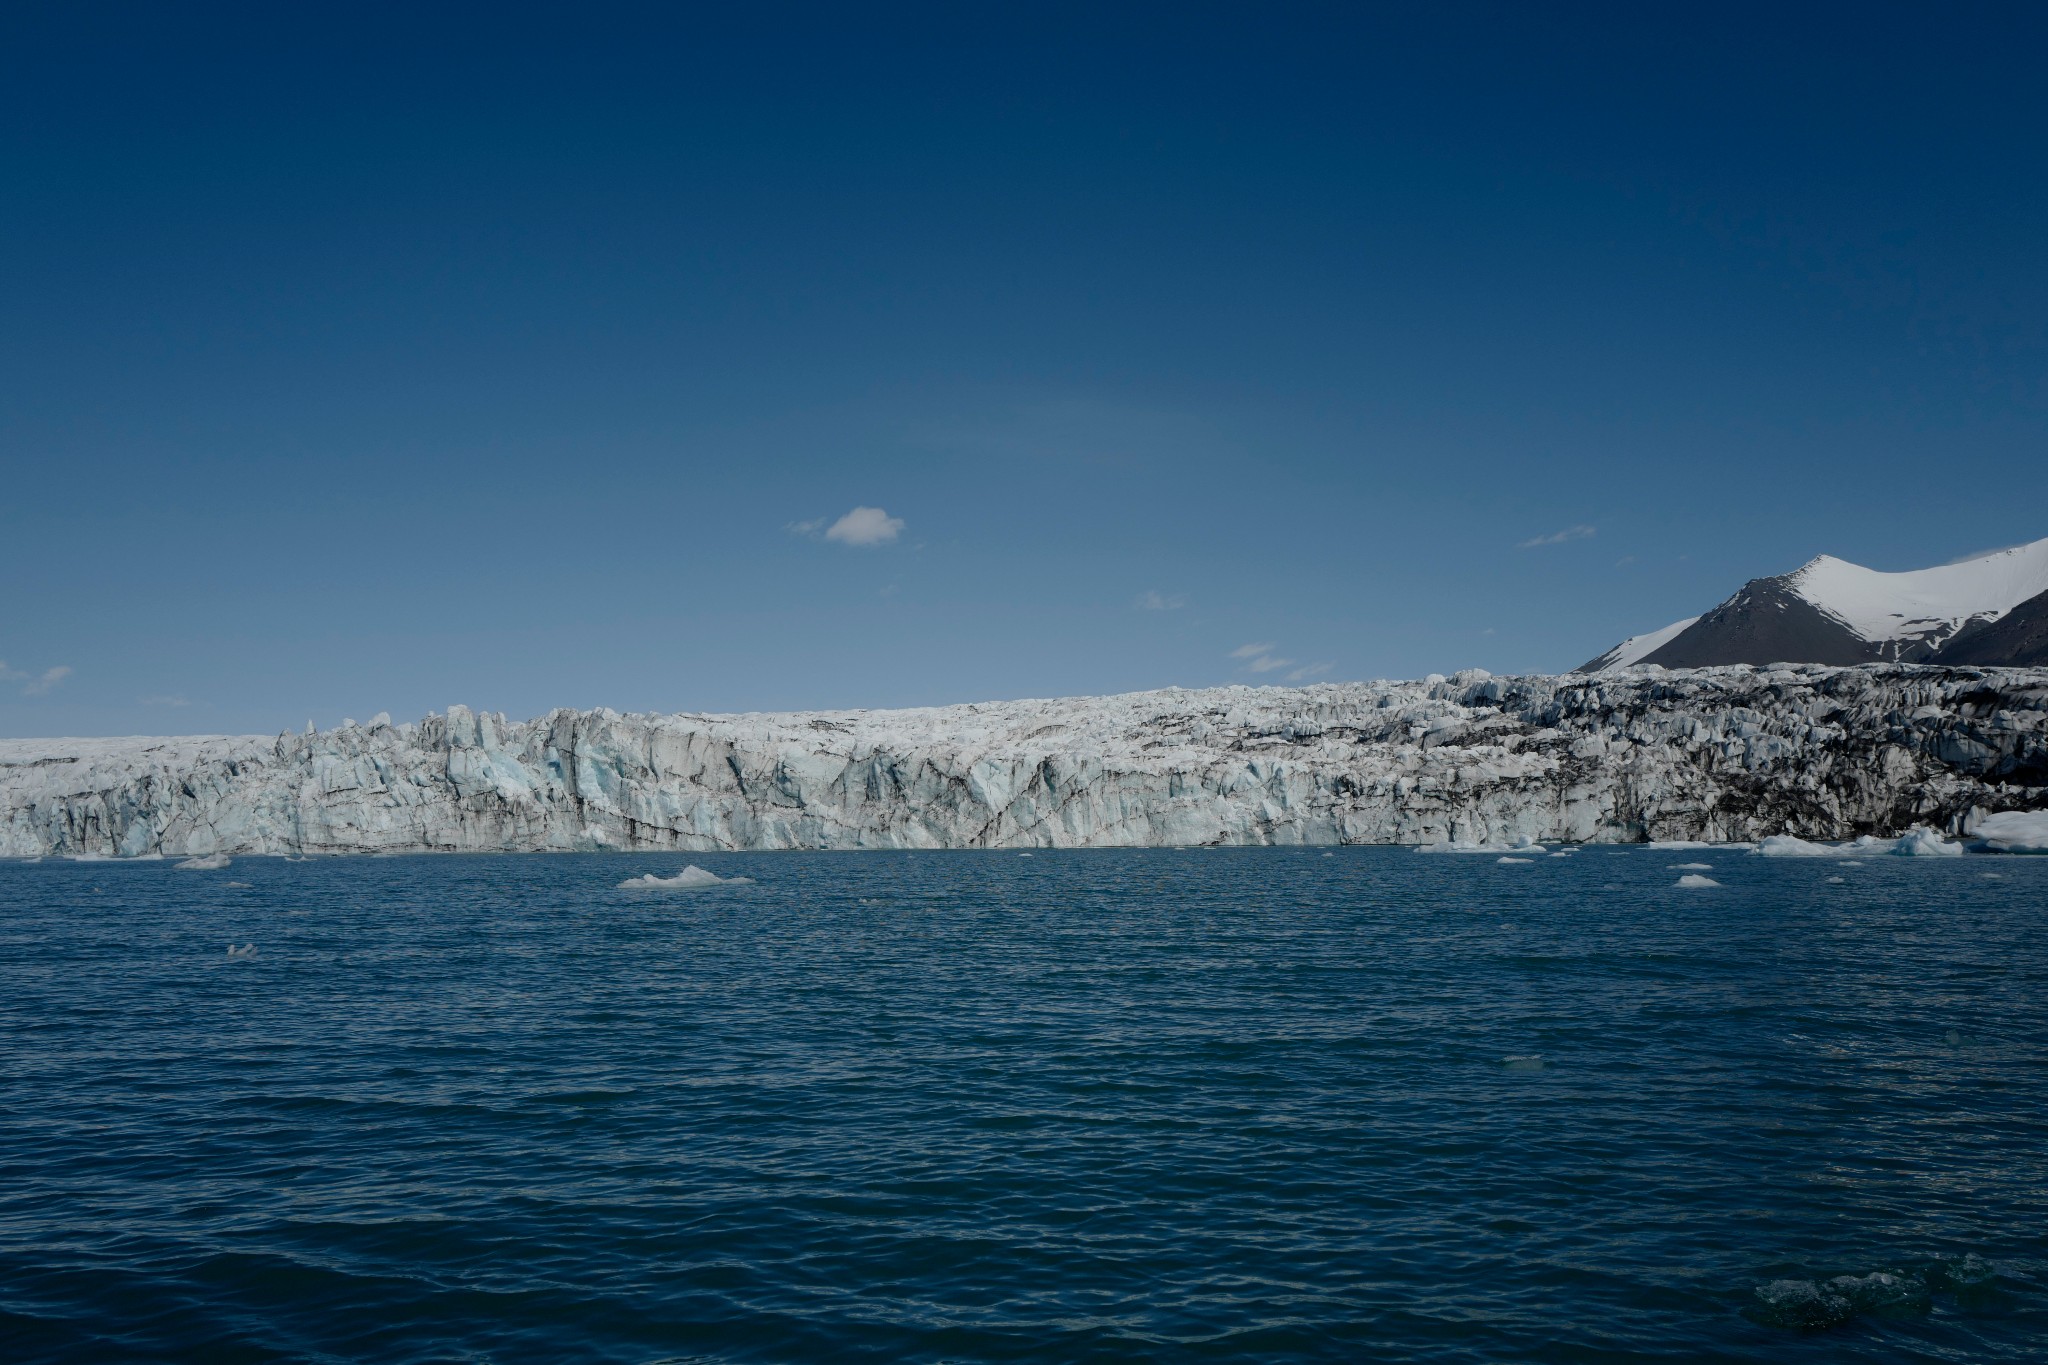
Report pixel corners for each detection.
[3,665,2044,858]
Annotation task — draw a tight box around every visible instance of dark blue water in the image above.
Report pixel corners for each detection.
[2,848,2044,1363]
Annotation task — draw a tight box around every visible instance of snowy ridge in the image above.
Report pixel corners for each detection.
[1581,616,1699,671]
[1788,537,2048,654]
[3,667,2044,856]
[1584,536,2048,671]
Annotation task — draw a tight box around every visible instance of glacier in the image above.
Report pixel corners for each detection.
[2,664,2044,858]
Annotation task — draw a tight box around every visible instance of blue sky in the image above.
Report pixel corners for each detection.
[5,2,2046,736]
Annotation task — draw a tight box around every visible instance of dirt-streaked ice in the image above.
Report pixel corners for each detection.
[3,664,2043,857]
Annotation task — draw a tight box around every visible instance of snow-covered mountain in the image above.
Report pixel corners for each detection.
[4,667,2043,857]
[1582,537,2048,671]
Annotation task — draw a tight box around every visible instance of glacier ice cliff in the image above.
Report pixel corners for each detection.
[3,665,2044,857]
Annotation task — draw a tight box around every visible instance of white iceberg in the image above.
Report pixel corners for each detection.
[1756,835,1849,857]
[616,865,754,890]
[1973,810,2048,854]
[1671,861,1712,870]
[1892,826,1964,857]
[1675,874,1721,888]
[1420,837,1546,855]
[175,852,232,871]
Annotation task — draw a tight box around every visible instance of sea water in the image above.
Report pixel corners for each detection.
[1,848,2042,1362]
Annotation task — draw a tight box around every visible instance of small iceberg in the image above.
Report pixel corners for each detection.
[1420,836,1545,855]
[225,943,257,959]
[175,853,232,871]
[616,865,754,890]
[1756,835,1849,858]
[1973,810,2048,853]
[1892,826,1964,857]
[1671,862,1712,870]
[1675,874,1721,888]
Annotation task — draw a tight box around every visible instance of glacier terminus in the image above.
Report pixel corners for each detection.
[3,665,2044,859]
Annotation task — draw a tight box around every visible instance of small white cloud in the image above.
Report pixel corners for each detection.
[1518,524,1596,549]
[1245,654,1295,673]
[823,506,905,546]
[1613,555,1636,568]
[1230,642,1276,659]
[1134,590,1186,611]
[22,665,71,696]
[1285,662,1333,682]
[141,694,191,707]
[785,518,826,536]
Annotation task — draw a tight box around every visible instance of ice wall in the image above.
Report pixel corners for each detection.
[4,665,2044,857]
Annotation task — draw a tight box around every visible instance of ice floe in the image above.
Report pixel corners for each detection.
[1892,826,1964,857]
[1675,873,1720,888]
[616,865,754,890]
[1972,810,2048,853]
[1748,1255,1997,1332]
[1756,835,1847,857]
[175,853,232,871]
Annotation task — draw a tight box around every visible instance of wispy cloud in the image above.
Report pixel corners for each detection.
[785,518,827,536]
[1942,541,2031,566]
[1518,524,1596,549]
[1285,662,1332,682]
[23,665,71,695]
[141,694,191,707]
[1134,590,1185,611]
[1229,642,1295,673]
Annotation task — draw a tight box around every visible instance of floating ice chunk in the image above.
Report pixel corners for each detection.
[1018,852,1033,857]
[1826,875,1846,883]
[1751,1278,1853,1329]
[616,865,754,890]
[1671,862,1712,870]
[1756,835,1850,857]
[175,853,232,871]
[1420,838,1545,855]
[1973,810,2048,853]
[1892,826,1964,857]
[225,943,257,958]
[1675,874,1720,888]
[1497,856,1534,864]
[225,880,251,888]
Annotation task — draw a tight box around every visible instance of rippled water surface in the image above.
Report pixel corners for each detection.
[3,848,2045,1362]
